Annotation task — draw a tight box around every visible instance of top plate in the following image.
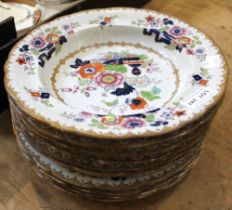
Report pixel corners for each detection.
[5,8,227,138]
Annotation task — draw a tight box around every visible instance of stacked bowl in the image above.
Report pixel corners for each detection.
[5,8,227,202]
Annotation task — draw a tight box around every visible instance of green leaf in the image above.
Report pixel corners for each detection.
[159,26,168,32]
[146,114,155,122]
[32,49,39,56]
[152,96,160,100]
[105,65,127,73]
[105,99,118,107]
[91,119,98,124]
[98,124,107,129]
[196,40,202,45]
[45,28,51,32]
[193,35,199,40]
[141,91,161,101]
[190,44,196,48]
[191,40,196,44]
[52,26,58,31]
[200,67,208,76]
[173,101,180,106]
[90,119,107,129]
[55,45,62,55]
[164,44,176,51]
[138,54,148,60]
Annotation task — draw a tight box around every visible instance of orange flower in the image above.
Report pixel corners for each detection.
[46,33,60,44]
[101,114,123,126]
[79,63,104,79]
[104,17,112,23]
[199,79,208,86]
[130,97,147,110]
[31,91,41,97]
[174,36,191,46]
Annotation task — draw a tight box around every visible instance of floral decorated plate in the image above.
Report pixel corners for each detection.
[5,8,227,138]
[0,1,41,32]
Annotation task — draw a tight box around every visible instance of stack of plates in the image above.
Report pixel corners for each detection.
[4,8,227,202]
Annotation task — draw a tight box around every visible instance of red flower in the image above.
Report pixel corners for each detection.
[186,49,194,55]
[199,79,208,86]
[146,15,154,22]
[175,111,186,117]
[16,57,26,65]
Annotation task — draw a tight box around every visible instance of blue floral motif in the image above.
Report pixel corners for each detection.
[110,82,135,96]
[192,74,202,81]
[41,92,50,99]
[132,68,141,75]
[70,58,90,68]
[19,44,29,52]
[150,120,169,126]
[141,17,203,55]
[163,18,174,25]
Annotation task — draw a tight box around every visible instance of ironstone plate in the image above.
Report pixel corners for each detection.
[5,8,227,139]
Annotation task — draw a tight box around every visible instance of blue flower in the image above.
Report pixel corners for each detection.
[151,86,161,95]
[196,48,204,54]
[161,111,173,119]
[125,98,131,105]
[19,44,29,52]
[40,92,50,99]
[150,121,168,126]
[132,68,141,75]
[100,21,107,26]
[63,24,69,30]
[24,54,34,63]
[59,35,67,45]
[192,74,202,81]
[74,118,85,122]
[163,18,174,25]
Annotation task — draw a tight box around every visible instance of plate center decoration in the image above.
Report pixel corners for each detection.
[51,43,179,115]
